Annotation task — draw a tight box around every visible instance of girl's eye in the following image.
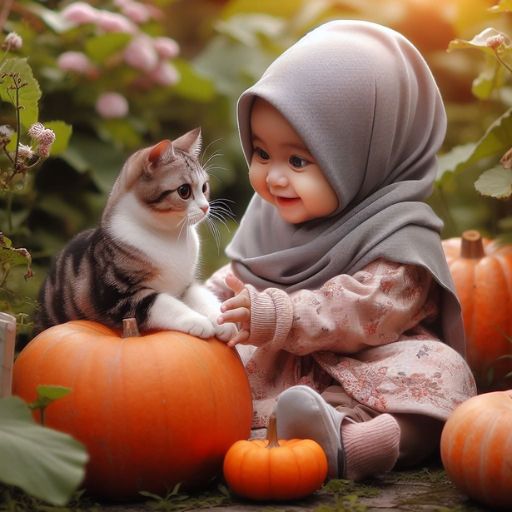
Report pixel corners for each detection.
[289,155,308,169]
[177,184,192,199]
[254,147,270,160]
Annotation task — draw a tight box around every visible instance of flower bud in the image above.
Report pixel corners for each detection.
[95,92,129,119]
[150,62,180,86]
[153,37,180,59]
[57,51,95,74]
[61,2,99,24]
[28,123,45,139]
[124,35,158,71]
[97,10,137,33]
[2,32,23,51]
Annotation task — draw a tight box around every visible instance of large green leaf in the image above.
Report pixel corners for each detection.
[0,396,88,506]
[472,55,505,100]
[0,58,41,129]
[436,108,512,182]
[475,165,512,198]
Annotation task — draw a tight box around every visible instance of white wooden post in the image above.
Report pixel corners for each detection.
[0,312,16,397]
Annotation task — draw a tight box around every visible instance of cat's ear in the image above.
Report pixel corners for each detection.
[172,127,202,157]
[148,139,175,165]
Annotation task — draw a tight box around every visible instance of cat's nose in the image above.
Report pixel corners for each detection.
[200,205,209,214]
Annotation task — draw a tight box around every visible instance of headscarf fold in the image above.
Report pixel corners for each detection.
[226,20,465,355]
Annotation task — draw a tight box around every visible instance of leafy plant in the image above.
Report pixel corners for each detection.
[432,0,512,239]
[0,395,88,506]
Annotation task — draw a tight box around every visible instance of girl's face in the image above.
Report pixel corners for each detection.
[248,99,339,224]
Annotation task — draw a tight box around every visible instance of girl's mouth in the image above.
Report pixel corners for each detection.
[275,196,300,207]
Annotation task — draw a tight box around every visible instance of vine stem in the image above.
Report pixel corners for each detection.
[494,50,512,75]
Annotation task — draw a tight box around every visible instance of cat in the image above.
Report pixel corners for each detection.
[36,127,237,342]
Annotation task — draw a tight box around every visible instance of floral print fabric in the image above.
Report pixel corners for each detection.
[207,259,476,428]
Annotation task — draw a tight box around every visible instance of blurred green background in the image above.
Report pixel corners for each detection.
[2,0,512,340]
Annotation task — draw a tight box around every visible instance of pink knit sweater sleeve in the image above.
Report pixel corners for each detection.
[245,259,439,355]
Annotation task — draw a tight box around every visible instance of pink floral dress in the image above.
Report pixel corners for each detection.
[207,259,476,428]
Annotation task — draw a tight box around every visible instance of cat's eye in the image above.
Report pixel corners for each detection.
[289,155,309,169]
[202,183,209,194]
[177,184,192,199]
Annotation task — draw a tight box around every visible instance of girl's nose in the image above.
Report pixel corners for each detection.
[266,166,288,188]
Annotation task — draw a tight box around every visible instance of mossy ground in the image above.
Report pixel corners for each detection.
[0,462,493,512]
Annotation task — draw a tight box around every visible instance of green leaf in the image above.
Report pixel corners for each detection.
[448,27,509,56]
[436,108,512,181]
[472,55,505,99]
[172,59,216,102]
[0,235,32,278]
[85,33,131,63]
[0,396,88,506]
[43,121,72,156]
[0,58,41,129]
[489,0,512,12]
[475,165,512,198]
[437,143,476,182]
[62,134,126,193]
[36,384,72,402]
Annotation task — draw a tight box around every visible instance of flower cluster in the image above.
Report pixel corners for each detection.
[27,123,56,158]
[57,1,181,119]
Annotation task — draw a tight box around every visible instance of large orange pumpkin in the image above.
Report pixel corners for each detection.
[440,390,512,510]
[442,230,512,390]
[223,414,327,501]
[12,319,252,501]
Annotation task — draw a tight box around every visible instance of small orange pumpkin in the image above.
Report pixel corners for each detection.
[440,390,512,510]
[442,230,512,390]
[223,414,328,501]
[13,318,252,500]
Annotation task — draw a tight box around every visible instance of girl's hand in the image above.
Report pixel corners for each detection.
[217,274,251,347]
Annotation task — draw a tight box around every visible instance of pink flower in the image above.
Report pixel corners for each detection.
[3,32,23,50]
[28,123,45,139]
[96,10,137,33]
[120,1,152,24]
[95,92,129,119]
[57,51,94,74]
[61,2,98,24]
[150,62,180,86]
[486,34,507,50]
[39,129,56,147]
[153,37,179,59]
[124,35,158,71]
[17,144,34,161]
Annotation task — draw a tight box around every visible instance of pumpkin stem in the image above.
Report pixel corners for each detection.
[266,413,280,448]
[122,318,140,338]
[461,230,485,259]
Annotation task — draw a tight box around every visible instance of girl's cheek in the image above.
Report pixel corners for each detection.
[249,166,273,203]
[294,174,339,214]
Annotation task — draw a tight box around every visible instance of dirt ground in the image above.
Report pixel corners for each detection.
[95,463,492,512]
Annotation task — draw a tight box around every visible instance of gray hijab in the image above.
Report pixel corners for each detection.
[226,20,465,355]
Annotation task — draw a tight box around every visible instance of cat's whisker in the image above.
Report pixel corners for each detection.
[205,217,222,254]
[208,211,233,231]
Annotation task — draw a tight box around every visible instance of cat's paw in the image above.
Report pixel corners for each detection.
[214,322,238,342]
[176,314,215,339]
